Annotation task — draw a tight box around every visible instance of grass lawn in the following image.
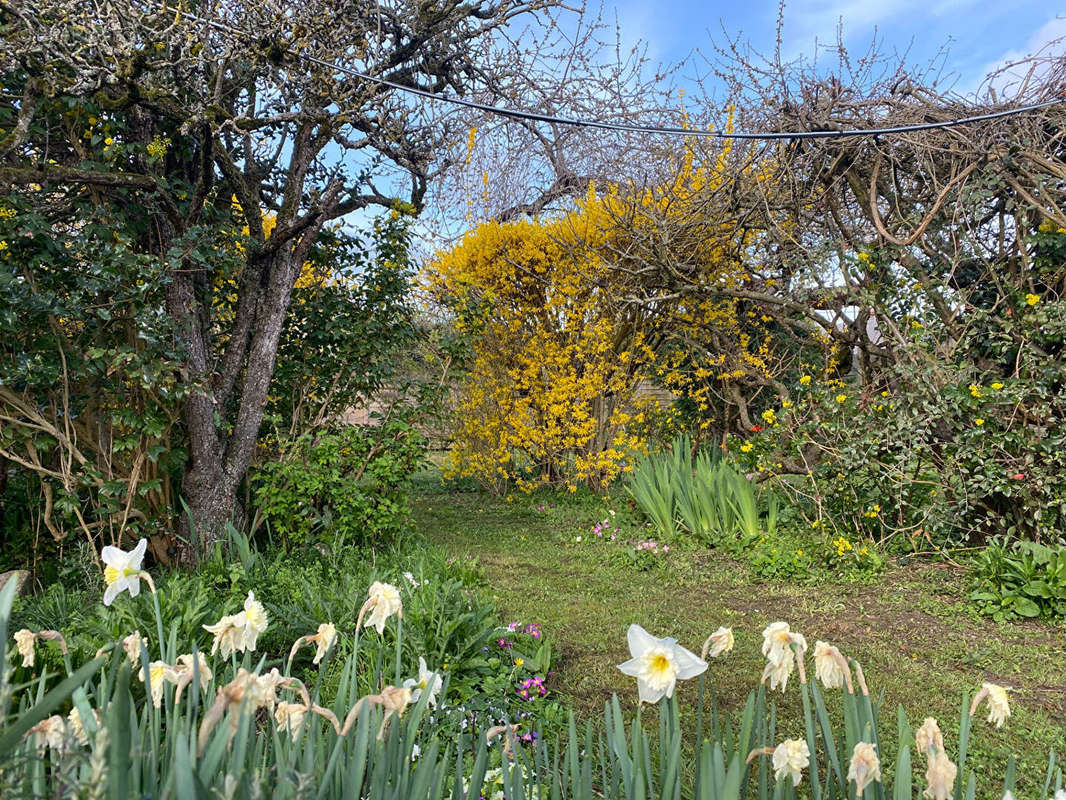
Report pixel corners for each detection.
[412,470,1066,797]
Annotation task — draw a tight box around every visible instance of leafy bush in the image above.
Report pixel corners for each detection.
[252,418,425,549]
[970,538,1066,620]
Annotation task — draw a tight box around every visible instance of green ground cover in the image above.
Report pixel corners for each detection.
[413,471,1066,797]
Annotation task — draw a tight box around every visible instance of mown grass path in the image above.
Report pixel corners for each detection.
[414,478,1066,795]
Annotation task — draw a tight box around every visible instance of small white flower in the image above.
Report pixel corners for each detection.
[1052,790,1066,800]
[240,591,268,651]
[772,739,810,787]
[362,582,402,635]
[411,743,422,759]
[274,702,307,741]
[203,613,245,659]
[617,624,707,704]
[971,682,1011,728]
[403,571,420,588]
[101,539,148,606]
[847,742,882,794]
[122,631,146,668]
[762,621,806,666]
[30,715,68,751]
[174,652,213,691]
[13,629,35,667]
[404,657,443,707]
[762,656,794,692]
[140,660,176,708]
[915,717,944,755]
[924,751,957,800]
[814,641,847,690]
[702,626,734,658]
[311,622,337,664]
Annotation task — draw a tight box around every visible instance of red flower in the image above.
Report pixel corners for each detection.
[1010,473,1025,480]
[750,425,763,432]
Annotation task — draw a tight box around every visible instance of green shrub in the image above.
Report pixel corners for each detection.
[969,538,1066,620]
[252,418,426,550]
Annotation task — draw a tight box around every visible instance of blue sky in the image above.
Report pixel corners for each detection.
[610,1,1065,98]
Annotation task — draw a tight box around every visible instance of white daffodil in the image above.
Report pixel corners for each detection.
[240,591,268,651]
[122,631,147,668]
[970,682,1011,728]
[915,717,944,756]
[13,629,35,667]
[66,707,90,746]
[174,653,213,690]
[362,582,402,635]
[762,621,806,664]
[702,626,735,659]
[762,655,794,692]
[101,539,148,606]
[274,701,308,741]
[404,656,443,707]
[1053,790,1066,800]
[140,660,177,708]
[30,715,68,751]
[924,751,957,800]
[617,624,707,704]
[311,623,337,664]
[814,641,847,689]
[203,613,245,658]
[772,739,810,787]
[847,742,882,795]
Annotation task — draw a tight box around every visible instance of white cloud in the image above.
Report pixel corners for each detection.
[972,15,1066,99]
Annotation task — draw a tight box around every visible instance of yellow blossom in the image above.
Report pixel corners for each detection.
[835,394,847,403]
[1025,293,1040,306]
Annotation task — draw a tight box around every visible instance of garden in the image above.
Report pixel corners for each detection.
[1,0,1065,798]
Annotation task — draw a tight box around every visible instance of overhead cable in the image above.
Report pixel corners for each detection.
[173,7,1064,141]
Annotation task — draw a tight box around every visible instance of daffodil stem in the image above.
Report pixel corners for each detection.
[394,616,403,686]
[151,590,165,663]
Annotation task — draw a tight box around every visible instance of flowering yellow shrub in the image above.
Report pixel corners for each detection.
[428,137,779,490]
[428,204,653,492]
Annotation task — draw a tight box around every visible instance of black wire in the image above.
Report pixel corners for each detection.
[177,8,1063,141]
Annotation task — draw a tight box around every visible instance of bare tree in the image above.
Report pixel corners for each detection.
[0,0,557,560]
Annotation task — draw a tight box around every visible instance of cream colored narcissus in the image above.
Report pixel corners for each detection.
[101,538,149,606]
[361,582,402,634]
[761,656,794,692]
[772,739,810,787]
[311,622,337,664]
[762,621,806,665]
[122,631,146,668]
[970,682,1011,728]
[616,624,707,704]
[13,628,35,667]
[924,751,957,800]
[203,613,244,659]
[403,657,443,707]
[239,591,269,651]
[847,742,882,794]
[274,702,308,741]
[701,626,734,659]
[814,641,848,690]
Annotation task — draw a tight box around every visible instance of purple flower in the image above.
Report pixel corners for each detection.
[497,638,514,649]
